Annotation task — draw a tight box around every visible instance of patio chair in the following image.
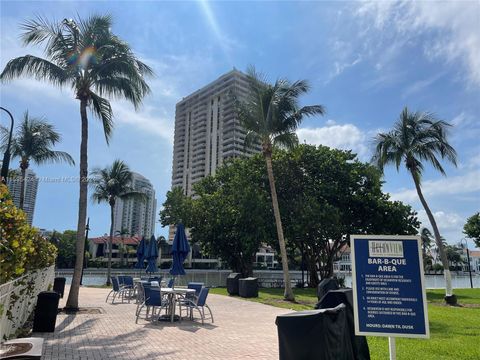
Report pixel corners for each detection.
[135,287,169,323]
[178,287,214,325]
[167,278,175,288]
[118,275,125,287]
[105,276,127,303]
[184,282,204,302]
[123,276,135,301]
[136,282,151,316]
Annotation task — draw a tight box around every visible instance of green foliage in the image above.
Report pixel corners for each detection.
[0,183,56,283]
[274,145,419,284]
[161,145,418,281]
[55,230,77,268]
[1,183,35,282]
[463,212,480,248]
[191,156,275,277]
[159,187,194,227]
[1,111,74,167]
[25,234,57,272]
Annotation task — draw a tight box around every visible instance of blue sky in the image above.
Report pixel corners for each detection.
[1,1,479,247]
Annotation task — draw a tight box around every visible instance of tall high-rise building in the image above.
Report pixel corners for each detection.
[171,69,259,196]
[7,169,39,225]
[169,69,260,240]
[113,172,157,237]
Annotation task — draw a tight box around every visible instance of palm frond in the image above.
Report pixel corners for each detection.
[0,55,69,86]
[89,92,113,143]
[33,150,75,166]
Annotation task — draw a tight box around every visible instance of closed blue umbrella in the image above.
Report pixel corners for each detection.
[134,236,147,269]
[170,224,190,276]
[145,235,159,274]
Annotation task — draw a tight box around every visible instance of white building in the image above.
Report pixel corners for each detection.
[169,69,260,242]
[7,168,39,225]
[113,172,156,237]
[171,69,259,197]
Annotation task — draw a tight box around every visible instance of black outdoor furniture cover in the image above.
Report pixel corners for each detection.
[275,304,355,360]
[317,277,340,300]
[226,273,242,295]
[316,289,371,360]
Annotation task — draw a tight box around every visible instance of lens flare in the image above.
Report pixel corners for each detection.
[67,47,97,69]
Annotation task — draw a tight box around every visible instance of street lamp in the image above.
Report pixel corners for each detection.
[460,238,473,289]
[0,107,14,184]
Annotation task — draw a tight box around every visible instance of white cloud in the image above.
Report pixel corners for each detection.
[297,122,370,160]
[111,101,174,143]
[417,209,464,231]
[390,170,480,203]
[356,1,480,86]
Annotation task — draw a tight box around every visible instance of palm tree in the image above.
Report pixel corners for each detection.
[235,67,325,301]
[1,112,74,209]
[115,228,130,267]
[91,160,146,285]
[372,107,457,303]
[0,15,152,308]
[420,227,433,270]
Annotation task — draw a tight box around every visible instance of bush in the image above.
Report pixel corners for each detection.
[0,183,56,283]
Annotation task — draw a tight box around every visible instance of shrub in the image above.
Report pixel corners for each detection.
[0,184,56,283]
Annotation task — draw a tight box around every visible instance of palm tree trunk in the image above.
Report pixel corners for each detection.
[19,162,27,210]
[411,173,454,301]
[265,153,295,301]
[106,204,114,285]
[66,98,89,310]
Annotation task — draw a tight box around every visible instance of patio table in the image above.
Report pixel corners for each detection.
[155,288,196,322]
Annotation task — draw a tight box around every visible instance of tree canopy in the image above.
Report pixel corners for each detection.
[160,145,419,284]
[463,212,480,248]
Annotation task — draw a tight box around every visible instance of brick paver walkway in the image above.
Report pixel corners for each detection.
[34,286,291,359]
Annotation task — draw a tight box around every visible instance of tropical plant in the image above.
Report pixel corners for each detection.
[420,228,434,270]
[372,107,457,303]
[0,15,153,308]
[1,112,74,209]
[463,212,480,248]
[235,67,325,301]
[0,183,56,283]
[91,160,145,285]
[115,228,130,267]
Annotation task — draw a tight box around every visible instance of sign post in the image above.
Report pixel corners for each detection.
[351,235,429,359]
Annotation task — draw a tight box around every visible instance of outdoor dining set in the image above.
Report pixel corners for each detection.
[104,224,213,325]
[105,275,214,325]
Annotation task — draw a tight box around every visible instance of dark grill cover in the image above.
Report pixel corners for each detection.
[316,289,370,360]
[226,273,242,295]
[275,304,355,360]
[239,277,258,298]
[317,277,340,300]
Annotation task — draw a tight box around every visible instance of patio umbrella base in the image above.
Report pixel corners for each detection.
[157,314,181,322]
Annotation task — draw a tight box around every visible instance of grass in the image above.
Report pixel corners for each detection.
[210,287,480,360]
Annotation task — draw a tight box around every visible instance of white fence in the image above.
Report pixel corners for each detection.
[56,268,479,289]
[0,266,55,341]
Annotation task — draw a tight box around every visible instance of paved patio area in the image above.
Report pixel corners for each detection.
[34,286,291,359]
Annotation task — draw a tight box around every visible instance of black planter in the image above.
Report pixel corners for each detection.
[33,291,60,333]
[53,277,66,298]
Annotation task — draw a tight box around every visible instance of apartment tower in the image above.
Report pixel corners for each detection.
[7,169,39,225]
[171,69,258,196]
[113,172,157,237]
[169,69,260,240]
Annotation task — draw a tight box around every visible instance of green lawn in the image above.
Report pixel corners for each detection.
[210,287,480,360]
